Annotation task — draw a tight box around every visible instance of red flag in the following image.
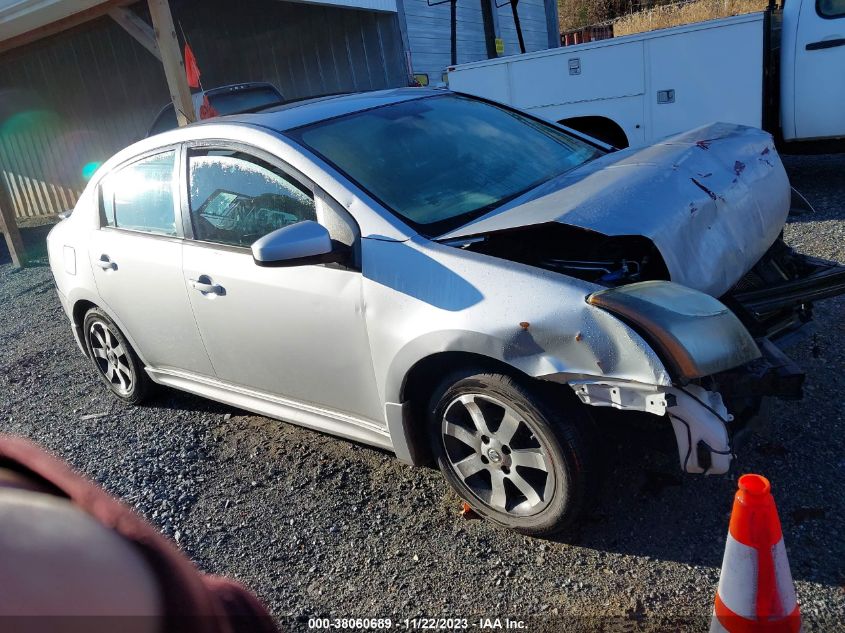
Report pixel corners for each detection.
[184,43,201,89]
[199,94,219,120]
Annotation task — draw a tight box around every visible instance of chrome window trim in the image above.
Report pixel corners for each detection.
[98,225,184,245]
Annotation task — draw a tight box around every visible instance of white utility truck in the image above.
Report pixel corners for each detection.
[446,0,845,149]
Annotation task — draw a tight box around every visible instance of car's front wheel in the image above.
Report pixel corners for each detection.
[83,308,151,405]
[428,372,595,535]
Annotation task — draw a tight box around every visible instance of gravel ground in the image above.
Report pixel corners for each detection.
[1,154,843,631]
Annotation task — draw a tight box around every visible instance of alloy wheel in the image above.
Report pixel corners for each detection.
[88,320,134,396]
[441,393,555,517]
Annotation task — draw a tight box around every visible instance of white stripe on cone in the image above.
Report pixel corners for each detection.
[773,538,798,614]
[717,533,759,619]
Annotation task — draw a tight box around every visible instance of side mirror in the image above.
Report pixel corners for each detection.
[252,221,334,267]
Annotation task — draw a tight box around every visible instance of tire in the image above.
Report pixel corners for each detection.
[82,307,151,405]
[427,372,595,536]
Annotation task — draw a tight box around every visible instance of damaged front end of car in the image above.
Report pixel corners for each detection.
[437,123,845,475]
[576,239,845,475]
[574,280,762,475]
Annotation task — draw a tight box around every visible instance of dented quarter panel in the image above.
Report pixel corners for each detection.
[440,123,791,297]
[361,235,673,407]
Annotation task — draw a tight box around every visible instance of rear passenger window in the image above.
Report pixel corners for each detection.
[100,151,177,236]
[187,149,317,247]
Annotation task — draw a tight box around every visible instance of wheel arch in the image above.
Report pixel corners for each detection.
[400,351,525,409]
[72,298,98,330]
[69,298,97,356]
[393,350,580,467]
[69,296,150,367]
[559,115,629,149]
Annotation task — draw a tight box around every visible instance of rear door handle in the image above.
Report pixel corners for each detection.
[806,38,845,51]
[189,275,224,296]
[97,255,116,270]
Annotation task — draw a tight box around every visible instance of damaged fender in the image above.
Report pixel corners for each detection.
[366,239,754,473]
[569,281,758,474]
[366,236,671,408]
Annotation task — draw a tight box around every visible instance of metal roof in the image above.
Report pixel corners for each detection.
[0,0,105,41]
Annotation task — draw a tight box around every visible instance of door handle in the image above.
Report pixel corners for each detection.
[189,276,224,296]
[806,38,845,51]
[97,255,116,271]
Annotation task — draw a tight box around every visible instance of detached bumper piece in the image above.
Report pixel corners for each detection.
[734,257,845,315]
[726,240,845,341]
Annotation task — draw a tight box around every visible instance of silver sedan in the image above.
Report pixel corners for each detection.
[47,88,845,534]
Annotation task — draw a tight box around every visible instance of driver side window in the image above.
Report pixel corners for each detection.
[188,149,317,247]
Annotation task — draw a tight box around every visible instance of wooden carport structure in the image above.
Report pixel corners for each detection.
[0,0,197,267]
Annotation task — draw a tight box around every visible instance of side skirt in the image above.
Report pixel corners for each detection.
[145,367,394,453]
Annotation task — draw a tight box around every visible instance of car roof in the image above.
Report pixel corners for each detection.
[216,87,446,132]
[107,88,450,178]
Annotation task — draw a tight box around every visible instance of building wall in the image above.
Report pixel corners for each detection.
[0,0,407,219]
[0,0,555,220]
[0,15,167,219]
[403,0,552,85]
[171,0,407,100]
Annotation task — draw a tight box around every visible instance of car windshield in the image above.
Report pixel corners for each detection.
[289,94,603,235]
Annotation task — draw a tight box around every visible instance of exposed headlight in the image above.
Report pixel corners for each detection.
[587,281,759,382]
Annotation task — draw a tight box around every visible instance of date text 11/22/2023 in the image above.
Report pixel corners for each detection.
[307,618,527,629]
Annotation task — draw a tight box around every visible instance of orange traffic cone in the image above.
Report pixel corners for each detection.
[711,474,801,632]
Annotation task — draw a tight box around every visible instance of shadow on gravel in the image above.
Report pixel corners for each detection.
[151,385,243,417]
[151,374,842,589]
[542,431,841,588]
[782,153,845,223]
[0,222,54,266]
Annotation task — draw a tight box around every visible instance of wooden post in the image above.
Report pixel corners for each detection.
[147,0,195,127]
[0,176,25,267]
[109,7,161,61]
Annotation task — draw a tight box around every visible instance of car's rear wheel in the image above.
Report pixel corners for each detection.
[83,308,151,405]
[428,372,595,535]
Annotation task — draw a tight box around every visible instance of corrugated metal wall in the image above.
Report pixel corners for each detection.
[403,0,550,84]
[170,0,407,101]
[0,0,407,219]
[0,14,168,219]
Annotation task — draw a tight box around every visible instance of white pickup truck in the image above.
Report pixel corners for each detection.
[446,0,845,149]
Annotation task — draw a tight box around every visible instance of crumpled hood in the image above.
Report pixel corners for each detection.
[440,123,791,297]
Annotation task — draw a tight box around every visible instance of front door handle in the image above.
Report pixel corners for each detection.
[806,38,845,51]
[97,255,116,270]
[189,275,224,296]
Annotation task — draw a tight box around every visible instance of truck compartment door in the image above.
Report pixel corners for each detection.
[508,41,644,111]
[645,15,764,140]
[791,0,845,140]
